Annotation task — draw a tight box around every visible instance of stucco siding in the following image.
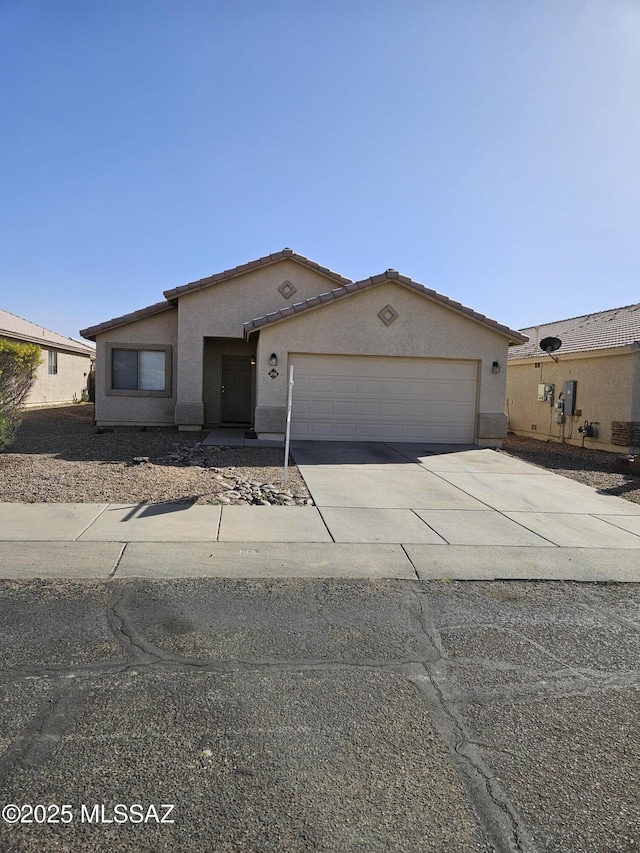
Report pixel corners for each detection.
[175,261,353,409]
[25,348,93,407]
[632,352,640,422]
[506,350,637,451]
[93,307,178,425]
[252,282,510,441]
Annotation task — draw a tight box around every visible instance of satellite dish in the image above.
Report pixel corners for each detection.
[540,336,562,362]
[540,336,562,353]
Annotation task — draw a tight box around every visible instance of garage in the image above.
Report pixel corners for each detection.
[289,354,478,442]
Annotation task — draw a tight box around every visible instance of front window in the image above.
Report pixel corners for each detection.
[106,344,171,396]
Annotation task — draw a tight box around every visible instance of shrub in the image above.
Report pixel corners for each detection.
[0,338,41,451]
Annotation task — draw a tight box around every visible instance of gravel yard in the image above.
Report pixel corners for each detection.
[500,434,640,504]
[1,405,639,505]
[0,405,312,505]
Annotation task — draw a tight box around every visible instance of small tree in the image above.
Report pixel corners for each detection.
[0,338,41,451]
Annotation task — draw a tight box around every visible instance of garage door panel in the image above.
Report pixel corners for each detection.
[334,401,358,416]
[309,378,335,394]
[456,362,479,379]
[381,380,408,397]
[309,400,335,416]
[358,401,382,417]
[405,403,429,419]
[289,355,477,443]
[335,379,359,395]
[360,380,383,395]
[381,402,405,418]
[358,423,382,440]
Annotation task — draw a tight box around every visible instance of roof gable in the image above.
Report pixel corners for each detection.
[80,300,174,341]
[163,248,352,301]
[244,270,528,344]
[508,303,640,360]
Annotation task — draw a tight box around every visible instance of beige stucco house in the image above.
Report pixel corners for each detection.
[1,308,95,407]
[507,304,640,453]
[80,249,527,445]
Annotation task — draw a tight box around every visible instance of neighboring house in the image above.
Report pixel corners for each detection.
[506,304,640,453]
[80,248,527,445]
[0,309,95,408]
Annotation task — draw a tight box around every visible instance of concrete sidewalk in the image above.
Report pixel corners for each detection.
[0,499,639,581]
[1,441,639,581]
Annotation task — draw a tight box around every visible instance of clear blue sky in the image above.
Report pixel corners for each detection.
[2,0,639,341]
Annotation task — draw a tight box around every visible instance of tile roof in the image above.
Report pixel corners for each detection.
[508,304,640,360]
[80,301,174,341]
[1,308,95,356]
[163,248,352,301]
[243,269,529,344]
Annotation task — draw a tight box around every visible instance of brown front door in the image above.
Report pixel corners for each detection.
[221,355,253,423]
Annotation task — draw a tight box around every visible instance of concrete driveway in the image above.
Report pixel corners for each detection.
[1,441,640,583]
[290,440,640,551]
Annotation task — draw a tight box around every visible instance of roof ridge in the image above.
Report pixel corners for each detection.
[163,248,352,301]
[519,302,640,332]
[1,307,74,342]
[1,307,95,352]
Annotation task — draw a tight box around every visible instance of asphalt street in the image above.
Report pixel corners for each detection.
[0,577,638,853]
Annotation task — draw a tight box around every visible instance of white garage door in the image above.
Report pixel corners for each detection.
[289,354,478,442]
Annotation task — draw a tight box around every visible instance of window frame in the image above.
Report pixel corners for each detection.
[105,343,172,397]
[47,349,58,375]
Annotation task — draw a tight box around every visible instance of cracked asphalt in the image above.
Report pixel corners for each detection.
[0,578,638,853]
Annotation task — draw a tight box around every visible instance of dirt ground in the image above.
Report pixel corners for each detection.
[1,405,638,504]
[0,405,311,505]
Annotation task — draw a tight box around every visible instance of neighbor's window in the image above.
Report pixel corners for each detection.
[48,350,58,375]
[109,347,170,394]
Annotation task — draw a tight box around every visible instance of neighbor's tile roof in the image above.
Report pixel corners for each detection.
[1,308,95,356]
[508,304,640,360]
[244,269,529,344]
[163,247,352,301]
[80,300,174,341]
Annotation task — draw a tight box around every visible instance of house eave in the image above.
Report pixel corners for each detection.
[0,328,94,357]
[80,301,174,341]
[163,248,352,303]
[243,272,528,344]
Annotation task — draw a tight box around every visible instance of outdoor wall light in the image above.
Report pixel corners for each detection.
[250,357,256,366]
[492,361,501,374]
[269,353,278,366]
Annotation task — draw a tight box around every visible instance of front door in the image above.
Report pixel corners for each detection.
[221,355,253,423]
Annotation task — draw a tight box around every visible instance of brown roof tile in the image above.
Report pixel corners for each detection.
[80,300,174,341]
[244,270,528,343]
[162,248,352,301]
[508,304,640,360]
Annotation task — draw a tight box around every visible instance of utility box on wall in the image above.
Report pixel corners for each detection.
[564,380,577,415]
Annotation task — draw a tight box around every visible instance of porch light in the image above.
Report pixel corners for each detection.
[269,353,278,366]
[250,357,256,366]
[492,361,501,374]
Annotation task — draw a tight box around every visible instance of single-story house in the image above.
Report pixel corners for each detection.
[506,304,640,453]
[1,308,95,407]
[80,248,528,445]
